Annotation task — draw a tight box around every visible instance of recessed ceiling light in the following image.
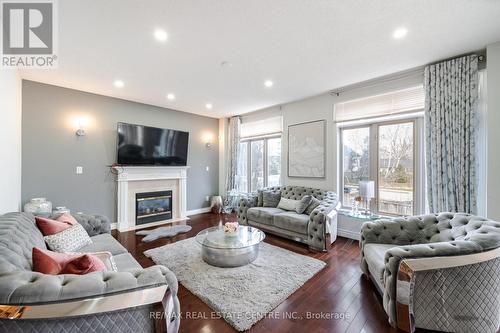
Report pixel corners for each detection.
[393,27,408,39]
[205,103,213,109]
[113,80,124,88]
[264,80,274,88]
[166,93,175,100]
[154,29,168,42]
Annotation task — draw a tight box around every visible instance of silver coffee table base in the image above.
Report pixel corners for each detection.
[195,226,265,268]
[201,243,260,268]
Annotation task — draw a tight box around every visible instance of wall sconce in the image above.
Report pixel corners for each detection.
[68,115,94,137]
[75,121,86,137]
[203,132,214,149]
[73,117,89,137]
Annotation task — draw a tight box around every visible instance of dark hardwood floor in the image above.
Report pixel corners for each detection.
[112,213,423,333]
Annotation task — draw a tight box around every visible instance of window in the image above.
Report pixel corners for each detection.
[236,142,248,192]
[250,140,264,191]
[238,136,282,192]
[237,116,282,192]
[378,122,414,215]
[337,85,424,216]
[267,138,281,187]
[340,120,418,215]
[342,127,370,207]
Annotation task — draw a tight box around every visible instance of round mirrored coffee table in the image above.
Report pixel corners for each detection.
[195,225,265,267]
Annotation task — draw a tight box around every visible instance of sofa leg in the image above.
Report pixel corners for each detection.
[396,303,414,333]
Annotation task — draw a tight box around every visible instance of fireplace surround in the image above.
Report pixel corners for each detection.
[114,166,188,231]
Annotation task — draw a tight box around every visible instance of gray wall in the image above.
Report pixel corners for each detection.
[22,80,219,221]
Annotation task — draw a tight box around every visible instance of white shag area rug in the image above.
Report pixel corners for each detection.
[144,237,325,331]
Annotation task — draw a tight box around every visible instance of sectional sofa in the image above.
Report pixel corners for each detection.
[0,212,180,333]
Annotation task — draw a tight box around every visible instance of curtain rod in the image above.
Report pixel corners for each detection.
[330,67,424,96]
[331,49,486,96]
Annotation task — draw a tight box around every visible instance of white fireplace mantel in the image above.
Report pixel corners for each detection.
[114,166,189,231]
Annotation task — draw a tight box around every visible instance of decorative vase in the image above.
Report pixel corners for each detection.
[210,196,223,214]
[24,198,52,217]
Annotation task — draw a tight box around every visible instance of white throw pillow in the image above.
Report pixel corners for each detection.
[277,197,300,211]
[44,224,93,252]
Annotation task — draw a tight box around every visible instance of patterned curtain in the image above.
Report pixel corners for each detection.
[425,55,478,214]
[225,116,241,193]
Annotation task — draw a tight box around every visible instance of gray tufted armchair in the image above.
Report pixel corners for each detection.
[360,212,500,333]
[238,186,340,251]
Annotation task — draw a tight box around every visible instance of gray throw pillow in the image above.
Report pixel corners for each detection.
[263,190,281,207]
[296,195,313,214]
[277,197,300,211]
[257,190,264,206]
[304,197,321,215]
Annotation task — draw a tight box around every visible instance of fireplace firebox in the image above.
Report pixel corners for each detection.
[135,190,172,225]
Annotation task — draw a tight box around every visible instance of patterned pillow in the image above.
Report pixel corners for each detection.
[277,197,300,211]
[304,197,321,215]
[296,195,313,214]
[44,224,93,252]
[262,190,281,207]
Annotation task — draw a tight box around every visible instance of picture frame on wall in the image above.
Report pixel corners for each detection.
[287,119,326,178]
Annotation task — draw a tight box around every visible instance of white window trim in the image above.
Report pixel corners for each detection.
[337,114,425,216]
[240,134,282,192]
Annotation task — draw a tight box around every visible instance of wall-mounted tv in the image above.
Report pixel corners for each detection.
[117,122,189,166]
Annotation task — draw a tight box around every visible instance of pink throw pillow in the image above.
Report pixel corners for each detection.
[35,215,77,236]
[61,254,107,274]
[32,247,107,275]
[56,213,79,226]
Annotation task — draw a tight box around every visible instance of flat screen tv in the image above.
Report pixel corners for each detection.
[117,122,189,166]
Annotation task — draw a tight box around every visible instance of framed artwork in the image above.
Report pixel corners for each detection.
[287,119,326,178]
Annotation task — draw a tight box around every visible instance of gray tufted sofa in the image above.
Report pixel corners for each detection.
[360,212,500,333]
[0,212,180,333]
[238,186,340,251]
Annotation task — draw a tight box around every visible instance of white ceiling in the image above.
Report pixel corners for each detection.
[20,0,500,118]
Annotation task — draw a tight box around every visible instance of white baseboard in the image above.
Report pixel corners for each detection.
[337,228,360,241]
[186,207,211,216]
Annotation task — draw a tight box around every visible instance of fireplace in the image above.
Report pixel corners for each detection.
[115,166,187,231]
[135,190,172,225]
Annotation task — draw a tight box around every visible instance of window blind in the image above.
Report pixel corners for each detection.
[334,85,424,122]
[240,116,282,138]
